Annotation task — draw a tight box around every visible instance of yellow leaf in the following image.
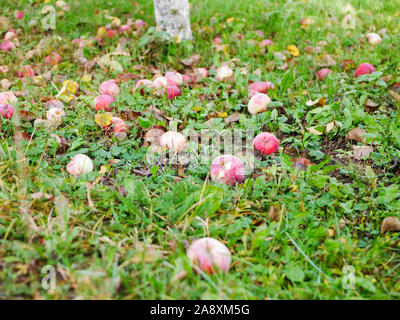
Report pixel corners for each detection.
[95,113,113,127]
[81,74,92,82]
[192,106,203,112]
[226,17,234,23]
[216,112,228,118]
[287,45,300,57]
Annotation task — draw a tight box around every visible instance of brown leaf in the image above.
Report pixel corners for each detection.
[224,112,240,124]
[381,217,400,233]
[114,73,137,83]
[365,99,380,113]
[180,54,201,67]
[346,128,367,143]
[353,146,373,160]
[119,109,141,121]
[292,157,313,171]
[14,131,31,142]
[267,205,280,222]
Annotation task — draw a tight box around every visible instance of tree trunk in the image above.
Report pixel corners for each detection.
[153,0,193,41]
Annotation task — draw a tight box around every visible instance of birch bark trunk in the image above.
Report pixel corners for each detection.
[153,0,193,41]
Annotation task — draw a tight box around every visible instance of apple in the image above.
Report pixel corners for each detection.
[99,80,120,96]
[66,154,94,177]
[210,155,245,185]
[354,63,375,77]
[110,117,127,133]
[165,71,183,86]
[316,68,332,80]
[17,66,35,78]
[159,131,186,152]
[14,11,25,19]
[248,81,275,97]
[46,107,65,122]
[0,91,18,105]
[366,33,382,45]
[0,41,15,52]
[94,94,115,111]
[194,68,208,81]
[187,237,232,274]
[259,39,273,47]
[44,52,62,66]
[135,19,147,30]
[0,104,15,119]
[46,99,64,109]
[247,92,271,114]
[215,64,233,81]
[133,79,153,95]
[253,132,279,155]
[165,85,181,99]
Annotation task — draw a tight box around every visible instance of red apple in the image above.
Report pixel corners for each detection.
[354,63,375,77]
[0,104,14,119]
[99,80,120,96]
[210,155,245,185]
[316,68,332,80]
[253,132,279,155]
[187,237,232,274]
[94,94,115,111]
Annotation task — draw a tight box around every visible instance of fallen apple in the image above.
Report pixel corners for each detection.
[187,237,232,274]
[248,92,271,114]
[253,132,279,155]
[159,131,186,152]
[210,155,245,185]
[94,94,115,111]
[66,154,94,177]
[99,80,120,96]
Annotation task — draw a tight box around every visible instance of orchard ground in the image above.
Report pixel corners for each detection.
[1,0,400,299]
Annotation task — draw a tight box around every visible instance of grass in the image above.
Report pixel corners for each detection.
[1,0,400,299]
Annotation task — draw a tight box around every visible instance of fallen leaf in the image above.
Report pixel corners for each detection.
[267,205,280,222]
[94,113,113,127]
[287,45,300,57]
[306,97,326,107]
[381,217,400,233]
[353,146,373,160]
[365,99,380,112]
[346,128,367,143]
[224,112,240,124]
[180,54,201,67]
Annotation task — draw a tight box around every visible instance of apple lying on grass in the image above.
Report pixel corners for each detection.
[253,132,279,155]
[94,94,115,111]
[0,104,15,119]
[187,237,232,275]
[159,131,186,152]
[99,80,120,96]
[210,155,245,185]
[248,92,272,114]
[66,154,94,177]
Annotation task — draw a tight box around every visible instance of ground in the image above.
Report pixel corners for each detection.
[1,0,400,299]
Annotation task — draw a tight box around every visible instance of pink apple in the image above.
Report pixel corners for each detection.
[182,74,195,84]
[255,30,265,37]
[354,63,375,77]
[366,33,382,45]
[259,39,273,47]
[46,107,65,122]
[14,11,25,19]
[159,131,186,152]
[165,85,181,99]
[4,30,18,41]
[248,92,271,114]
[46,99,64,109]
[44,52,62,66]
[248,81,275,97]
[194,68,208,81]
[135,19,147,30]
[152,76,168,89]
[0,91,18,105]
[212,36,222,45]
[66,154,94,177]
[187,237,232,275]
[316,68,333,80]
[99,80,120,96]
[253,132,279,155]
[0,104,15,119]
[17,66,35,78]
[105,29,118,38]
[111,117,127,133]
[0,41,15,52]
[133,79,154,95]
[94,94,115,111]
[165,71,183,86]
[215,64,233,81]
[210,155,245,185]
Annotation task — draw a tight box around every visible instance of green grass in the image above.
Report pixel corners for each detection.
[1,0,400,299]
